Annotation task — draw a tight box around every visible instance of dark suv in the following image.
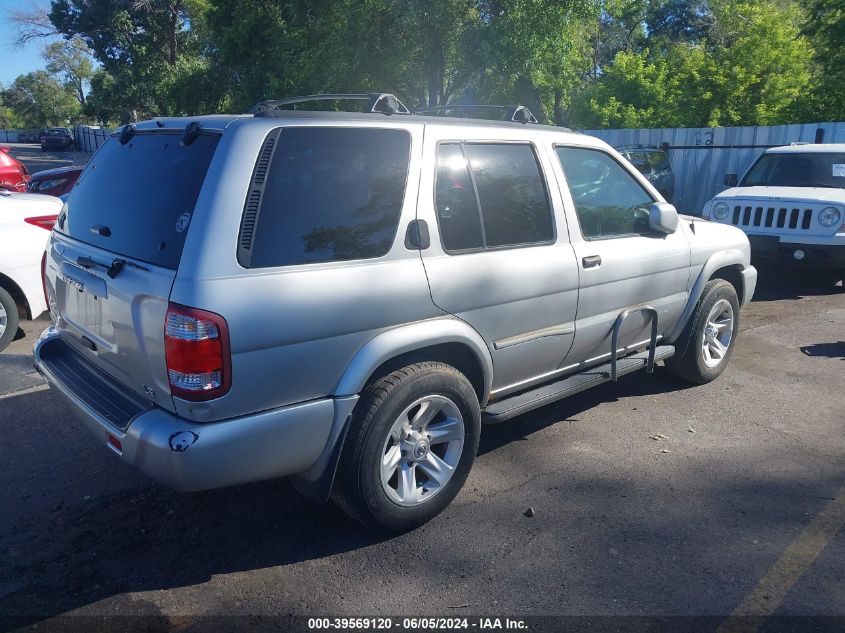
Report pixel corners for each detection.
[619,146,674,202]
[40,128,74,151]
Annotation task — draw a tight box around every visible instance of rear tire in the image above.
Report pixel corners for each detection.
[666,279,739,384]
[331,362,480,532]
[0,287,20,353]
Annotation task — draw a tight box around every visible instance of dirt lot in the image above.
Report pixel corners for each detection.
[0,146,843,631]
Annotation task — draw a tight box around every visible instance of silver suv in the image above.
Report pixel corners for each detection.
[35,94,757,531]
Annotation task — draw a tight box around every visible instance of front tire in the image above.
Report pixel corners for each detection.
[666,279,740,384]
[0,286,20,352]
[331,362,480,532]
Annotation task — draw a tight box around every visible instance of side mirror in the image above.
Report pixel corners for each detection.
[724,173,738,187]
[649,202,679,234]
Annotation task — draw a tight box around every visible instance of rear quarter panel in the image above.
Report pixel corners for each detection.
[171,118,441,422]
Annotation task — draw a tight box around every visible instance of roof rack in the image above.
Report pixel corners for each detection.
[250,93,411,116]
[413,104,538,124]
[617,144,660,150]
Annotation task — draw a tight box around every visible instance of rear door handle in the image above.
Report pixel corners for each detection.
[582,255,602,269]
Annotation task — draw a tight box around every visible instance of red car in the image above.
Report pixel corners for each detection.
[26,165,84,197]
[0,146,29,192]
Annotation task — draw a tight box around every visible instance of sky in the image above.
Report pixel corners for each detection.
[0,0,53,86]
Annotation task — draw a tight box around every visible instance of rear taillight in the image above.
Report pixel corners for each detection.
[25,215,58,230]
[164,303,231,401]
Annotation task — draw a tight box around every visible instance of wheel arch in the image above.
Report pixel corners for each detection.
[0,272,31,320]
[710,264,744,304]
[332,319,493,407]
[667,249,748,343]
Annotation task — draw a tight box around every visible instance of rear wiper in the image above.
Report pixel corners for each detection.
[76,255,149,279]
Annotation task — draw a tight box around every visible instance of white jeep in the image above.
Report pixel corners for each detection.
[702,143,845,287]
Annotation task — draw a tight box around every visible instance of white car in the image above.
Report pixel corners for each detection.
[0,190,63,351]
[702,143,845,287]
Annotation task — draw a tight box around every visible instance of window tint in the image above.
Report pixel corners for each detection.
[647,150,670,172]
[463,144,554,247]
[627,152,652,175]
[556,146,655,240]
[434,142,553,252]
[247,127,411,268]
[57,132,220,269]
[740,152,845,188]
[435,143,484,250]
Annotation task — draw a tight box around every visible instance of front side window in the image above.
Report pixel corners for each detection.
[246,127,411,268]
[556,146,656,240]
[435,142,554,252]
[740,152,845,189]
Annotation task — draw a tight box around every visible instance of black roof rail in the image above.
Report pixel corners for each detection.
[413,104,539,124]
[617,144,663,150]
[250,92,410,116]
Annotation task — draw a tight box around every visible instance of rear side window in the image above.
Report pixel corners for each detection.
[626,152,652,175]
[57,132,219,269]
[647,150,670,171]
[435,142,553,252]
[242,127,411,268]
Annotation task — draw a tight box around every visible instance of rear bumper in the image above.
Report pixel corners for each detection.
[34,328,348,491]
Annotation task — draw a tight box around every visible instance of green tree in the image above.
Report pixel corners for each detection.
[0,86,26,128]
[48,0,219,118]
[2,71,80,128]
[801,0,845,120]
[43,36,95,106]
[571,0,817,128]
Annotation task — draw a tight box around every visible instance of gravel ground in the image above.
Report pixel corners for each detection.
[0,145,842,631]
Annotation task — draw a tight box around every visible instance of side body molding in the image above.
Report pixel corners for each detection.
[666,248,753,343]
[332,317,494,405]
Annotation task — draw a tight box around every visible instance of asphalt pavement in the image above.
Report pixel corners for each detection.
[0,145,843,631]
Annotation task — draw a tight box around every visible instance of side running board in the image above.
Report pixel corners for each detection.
[482,346,676,424]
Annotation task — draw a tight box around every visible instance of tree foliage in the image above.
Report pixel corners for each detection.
[1,71,80,128]
[43,37,94,106]
[3,0,844,128]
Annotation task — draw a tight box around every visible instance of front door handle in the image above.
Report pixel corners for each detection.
[582,255,602,269]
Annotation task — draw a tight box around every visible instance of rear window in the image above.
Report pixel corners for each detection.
[56,132,219,269]
[241,127,411,268]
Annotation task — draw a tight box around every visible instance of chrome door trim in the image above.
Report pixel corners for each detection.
[493,322,575,350]
[489,335,663,400]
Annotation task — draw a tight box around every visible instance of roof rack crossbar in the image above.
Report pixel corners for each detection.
[250,93,411,116]
[412,104,538,124]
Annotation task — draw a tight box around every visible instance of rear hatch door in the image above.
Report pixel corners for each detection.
[46,129,221,412]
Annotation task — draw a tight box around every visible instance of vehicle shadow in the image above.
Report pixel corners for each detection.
[0,367,693,626]
[0,460,381,625]
[478,367,694,457]
[751,262,843,302]
[800,341,845,360]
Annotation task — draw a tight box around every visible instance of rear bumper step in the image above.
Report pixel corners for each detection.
[482,345,675,424]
